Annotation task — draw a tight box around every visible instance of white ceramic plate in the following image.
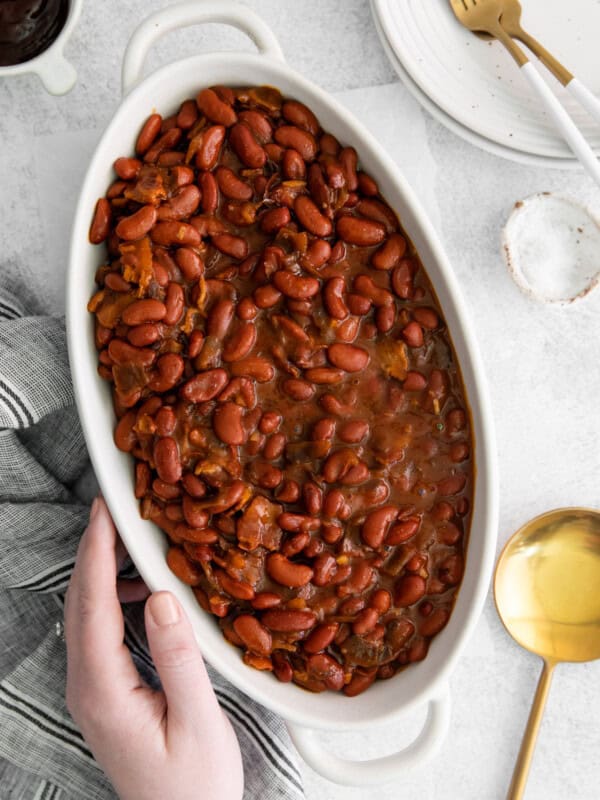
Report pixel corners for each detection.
[371,0,600,167]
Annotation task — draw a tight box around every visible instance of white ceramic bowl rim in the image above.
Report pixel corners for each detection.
[66,0,498,783]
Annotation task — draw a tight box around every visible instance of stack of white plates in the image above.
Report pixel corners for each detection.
[370,0,600,168]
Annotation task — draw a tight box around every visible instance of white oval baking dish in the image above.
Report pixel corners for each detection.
[66,1,498,786]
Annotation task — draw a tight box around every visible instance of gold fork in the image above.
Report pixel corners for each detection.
[449,0,600,186]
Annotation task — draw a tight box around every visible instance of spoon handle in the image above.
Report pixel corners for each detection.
[507,660,555,800]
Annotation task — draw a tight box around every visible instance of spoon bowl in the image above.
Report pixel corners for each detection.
[494,507,600,799]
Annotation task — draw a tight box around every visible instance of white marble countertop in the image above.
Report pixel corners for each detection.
[1,2,600,798]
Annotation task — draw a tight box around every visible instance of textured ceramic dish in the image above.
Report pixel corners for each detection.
[0,0,81,95]
[370,0,598,169]
[66,1,498,786]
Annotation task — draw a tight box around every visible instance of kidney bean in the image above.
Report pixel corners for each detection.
[282,378,315,401]
[311,552,336,587]
[439,554,463,586]
[322,277,348,320]
[403,371,427,392]
[149,353,185,393]
[270,476,298,503]
[157,185,201,222]
[195,172,217,216]
[173,247,202,282]
[149,222,200,248]
[144,128,182,163]
[222,322,256,362]
[261,609,317,632]
[256,412,280,435]
[266,553,313,588]
[375,304,395,333]
[281,100,319,136]
[337,215,386,246]
[161,282,184,326]
[196,88,237,126]
[336,146,357,191]
[274,125,317,161]
[293,195,332,237]
[272,270,319,300]
[108,339,156,367]
[281,148,306,180]
[438,473,467,496]
[352,275,392,308]
[301,238,331,270]
[154,407,176,437]
[135,113,162,155]
[355,171,377,196]
[253,284,281,309]
[344,294,370,317]
[418,608,449,638]
[395,575,426,607]
[205,299,233,341]
[261,433,285,461]
[233,615,272,656]
[114,157,141,181]
[386,516,421,545]
[154,437,182,484]
[211,233,248,261]
[181,369,228,403]
[248,593,280,613]
[306,653,344,691]
[356,198,398,233]
[237,109,272,142]
[319,523,341,545]
[114,410,136,452]
[104,272,132,293]
[412,307,439,330]
[278,513,320,533]
[272,315,310,344]
[338,419,369,443]
[215,166,252,201]
[302,623,337,655]
[167,547,201,586]
[352,607,379,636]
[327,343,369,373]
[343,670,376,697]
[362,506,399,549]
[257,206,289,235]
[174,99,197,130]
[213,401,246,445]
[134,461,151,499]
[122,298,166,326]
[229,123,266,168]
[115,205,157,241]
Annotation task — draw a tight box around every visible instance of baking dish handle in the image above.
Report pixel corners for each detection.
[286,688,451,787]
[122,0,285,96]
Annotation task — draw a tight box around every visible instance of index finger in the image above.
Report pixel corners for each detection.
[65,497,141,699]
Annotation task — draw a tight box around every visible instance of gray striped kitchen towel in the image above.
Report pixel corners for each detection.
[0,286,304,800]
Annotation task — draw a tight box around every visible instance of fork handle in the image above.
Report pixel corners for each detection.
[567,79,600,128]
[520,62,600,186]
[515,29,600,127]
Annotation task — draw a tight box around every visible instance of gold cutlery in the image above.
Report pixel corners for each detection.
[449,0,600,185]
[495,508,600,799]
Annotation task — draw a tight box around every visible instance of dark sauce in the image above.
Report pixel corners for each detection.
[0,0,69,66]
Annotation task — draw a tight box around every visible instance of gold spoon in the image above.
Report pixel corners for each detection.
[494,507,600,800]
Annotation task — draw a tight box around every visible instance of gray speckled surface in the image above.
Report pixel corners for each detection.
[2,2,600,798]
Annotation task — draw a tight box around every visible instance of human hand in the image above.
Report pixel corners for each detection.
[64,497,244,800]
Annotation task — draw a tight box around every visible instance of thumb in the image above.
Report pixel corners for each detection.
[145,591,221,732]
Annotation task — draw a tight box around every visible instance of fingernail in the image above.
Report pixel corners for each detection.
[150,592,180,627]
[89,496,101,522]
